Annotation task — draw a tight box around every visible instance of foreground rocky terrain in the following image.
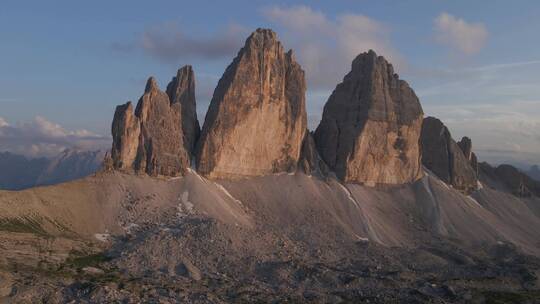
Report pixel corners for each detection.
[0,170,539,303]
[0,29,539,303]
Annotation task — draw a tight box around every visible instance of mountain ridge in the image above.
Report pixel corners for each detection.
[0,28,539,302]
[0,149,104,190]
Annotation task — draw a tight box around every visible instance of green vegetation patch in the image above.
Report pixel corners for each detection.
[0,216,48,236]
[66,252,112,269]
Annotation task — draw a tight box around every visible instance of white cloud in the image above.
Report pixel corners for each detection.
[117,22,249,64]
[424,99,540,166]
[434,12,488,55]
[262,5,402,91]
[0,117,8,128]
[0,116,110,158]
[411,58,540,168]
[262,5,402,129]
[263,6,331,33]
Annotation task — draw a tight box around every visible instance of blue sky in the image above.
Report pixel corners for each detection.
[1,0,539,167]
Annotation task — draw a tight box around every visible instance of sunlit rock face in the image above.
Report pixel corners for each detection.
[111,75,194,177]
[314,50,424,186]
[196,29,307,179]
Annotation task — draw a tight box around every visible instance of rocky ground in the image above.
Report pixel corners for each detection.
[1,175,539,303]
[1,221,539,303]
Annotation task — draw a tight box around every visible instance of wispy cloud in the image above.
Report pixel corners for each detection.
[114,22,248,64]
[424,99,540,166]
[413,59,540,98]
[434,12,488,55]
[262,5,402,91]
[412,56,540,167]
[464,60,540,72]
[0,116,110,158]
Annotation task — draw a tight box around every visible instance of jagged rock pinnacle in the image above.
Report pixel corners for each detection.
[195,28,307,179]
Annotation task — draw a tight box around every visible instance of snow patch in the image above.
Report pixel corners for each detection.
[431,177,449,189]
[337,183,360,209]
[477,181,483,190]
[94,233,110,242]
[467,195,482,208]
[176,191,194,218]
[354,233,369,242]
[181,191,194,212]
[123,223,139,233]
[214,183,244,207]
[187,168,207,183]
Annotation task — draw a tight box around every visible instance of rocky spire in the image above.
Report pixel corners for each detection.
[314,50,424,185]
[111,101,140,170]
[457,136,478,176]
[166,65,200,154]
[421,117,477,194]
[195,28,307,179]
[110,76,191,176]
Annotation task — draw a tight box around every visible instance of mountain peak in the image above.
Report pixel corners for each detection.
[195,28,306,179]
[314,50,423,185]
[166,65,200,153]
[111,70,198,176]
[145,76,159,93]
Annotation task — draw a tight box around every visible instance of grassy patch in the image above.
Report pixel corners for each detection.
[0,216,48,236]
[66,252,112,269]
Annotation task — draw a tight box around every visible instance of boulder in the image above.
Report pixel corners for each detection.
[196,29,307,179]
[314,50,424,185]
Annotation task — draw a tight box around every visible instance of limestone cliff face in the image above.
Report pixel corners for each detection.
[111,102,140,171]
[314,50,424,185]
[298,131,329,176]
[421,117,477,193]
[134,78,190,176]
[195,29,307,179]
[111,76,193,176]
[166,65,200,153]
[457,136,478,176]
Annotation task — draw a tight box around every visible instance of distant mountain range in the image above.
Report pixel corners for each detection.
[527,165,540,181]
[0,149,105,190]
